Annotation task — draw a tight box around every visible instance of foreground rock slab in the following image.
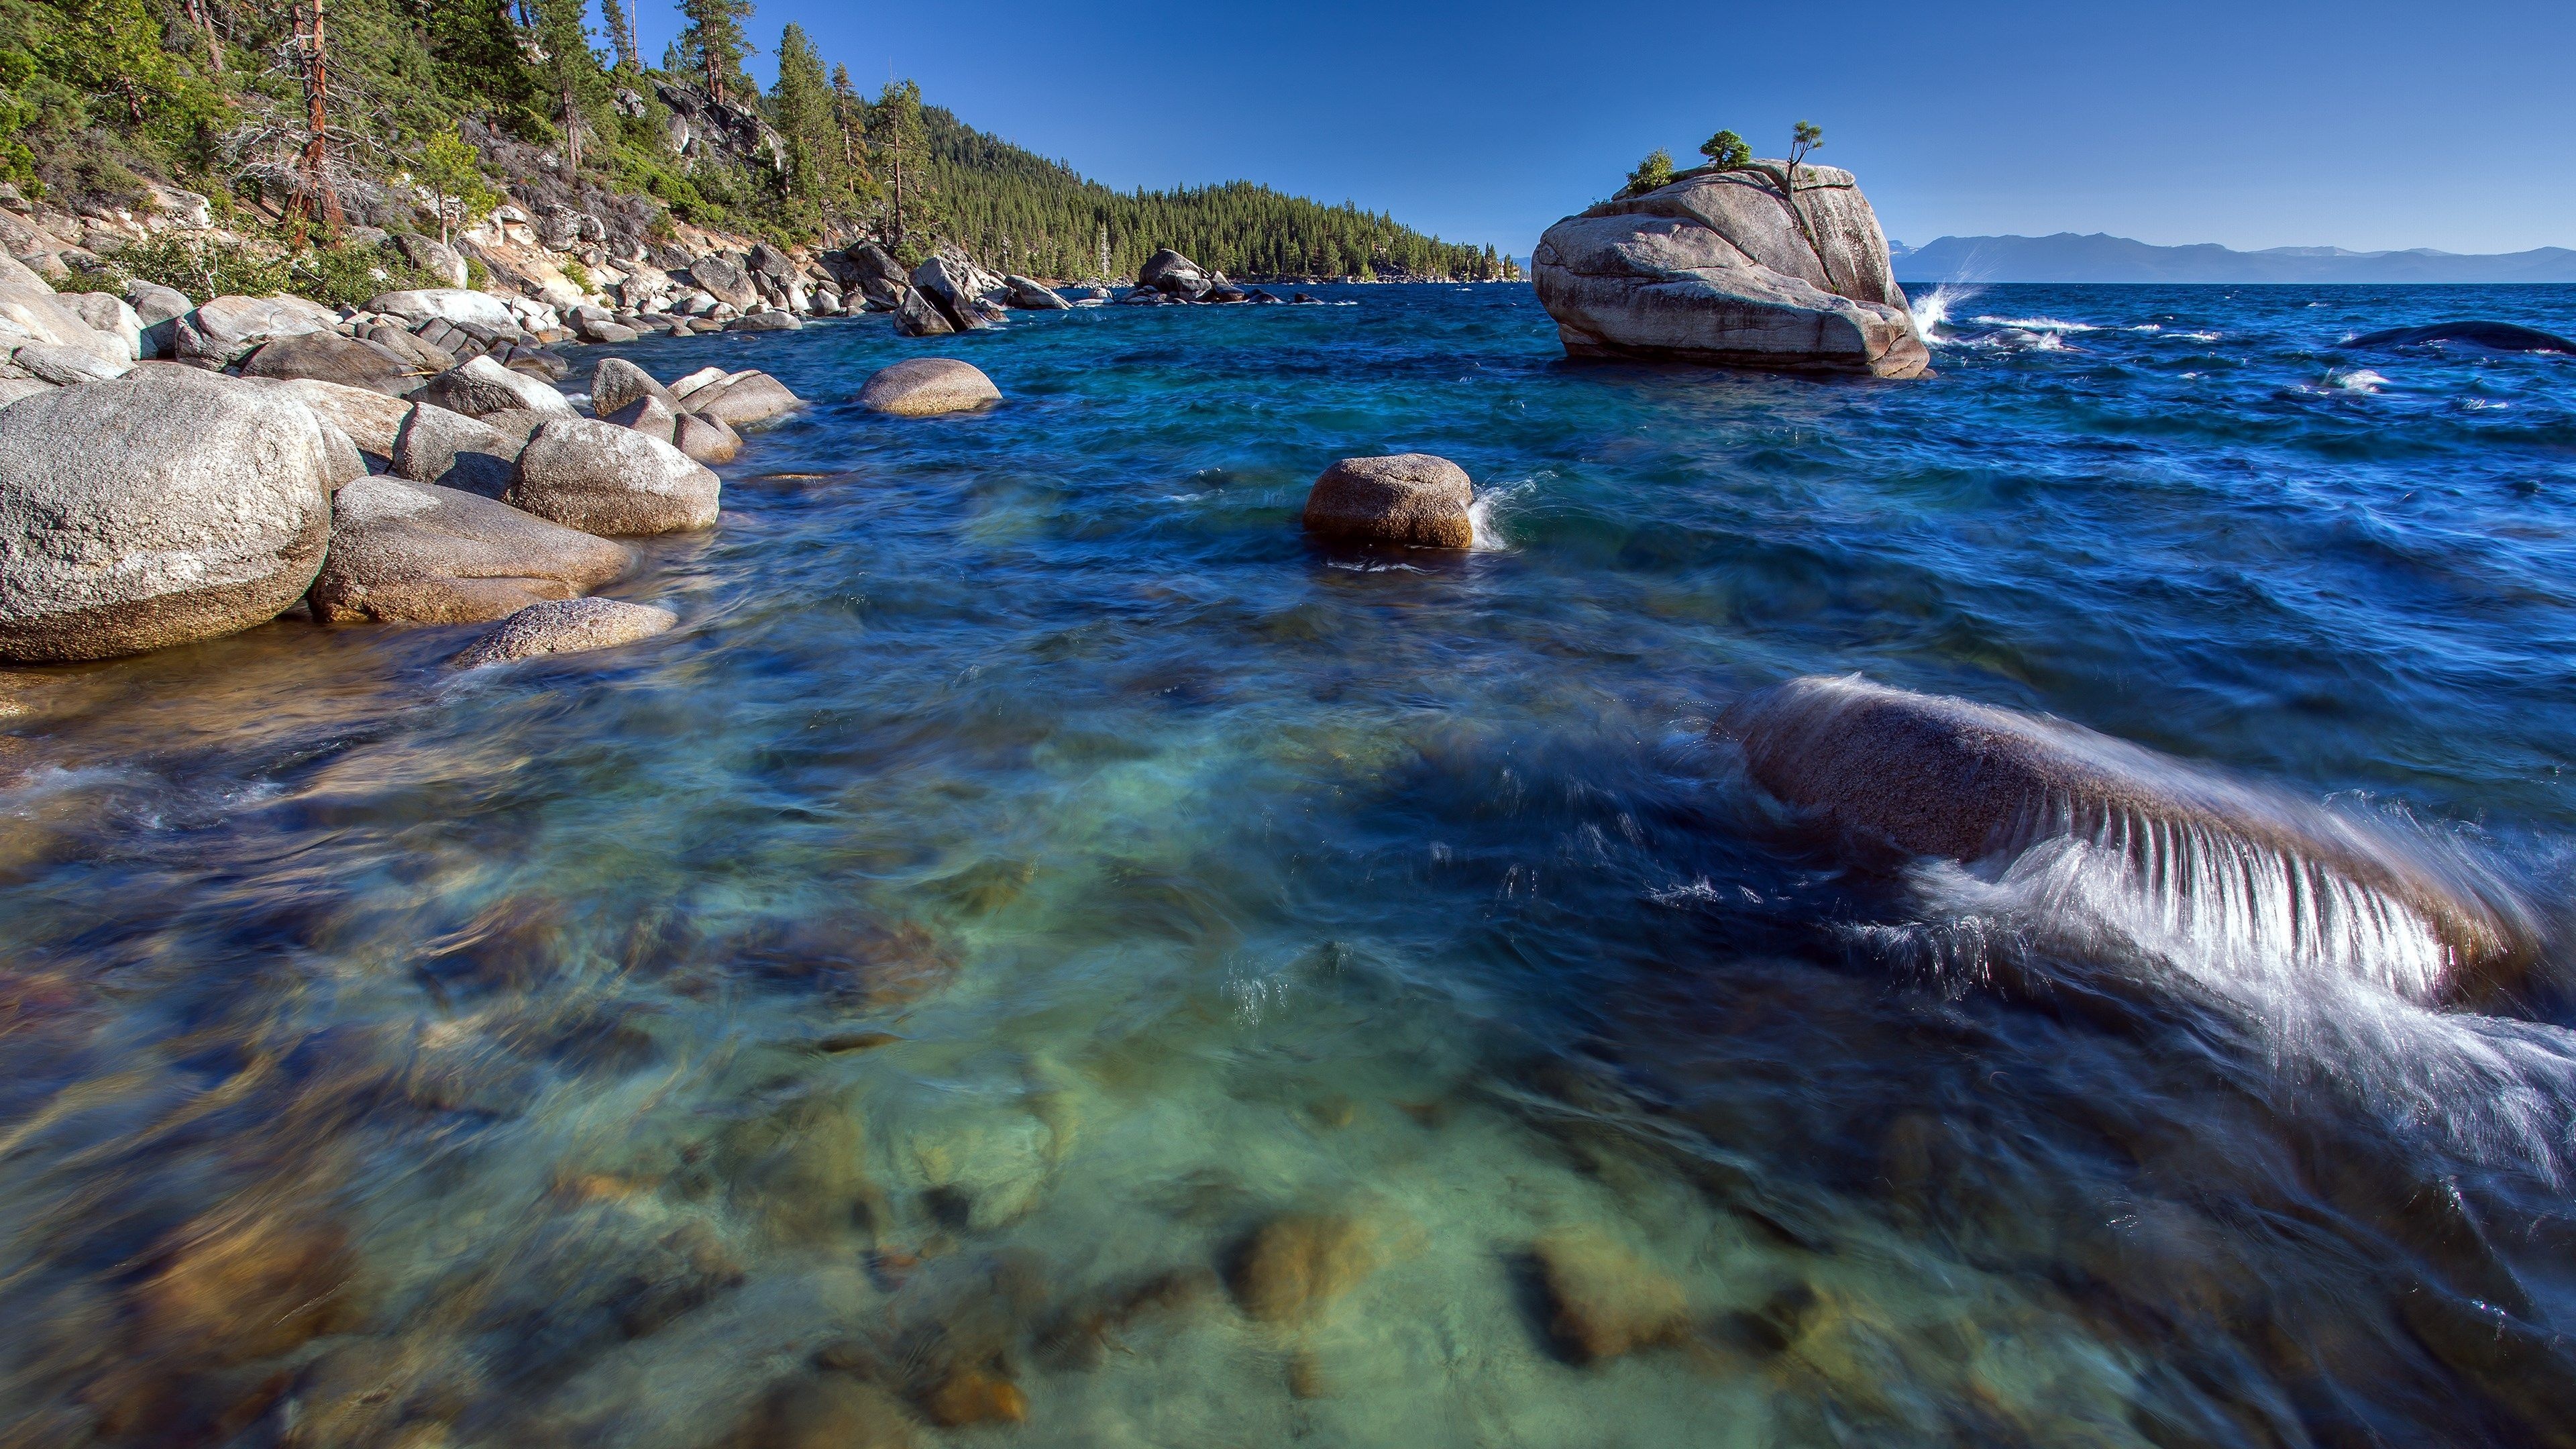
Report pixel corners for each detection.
[311,476,635,624]
[508,418,720,535]
[1301,453,1475,548]
[859,358,1000,417]
[1534,164,1927,378]
[0,370,337,661]
[452,596,676,666]
[1723,674,2538,1006]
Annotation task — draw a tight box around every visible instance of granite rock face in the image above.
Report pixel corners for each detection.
[590,356,676,418]
[417,356,578,420]
[858,359,1000,417]
[1301,453,1476,549]
[1533,164,1927,378]
[0,370,337,661]
[311,476,634,624]
[241,332,431,396]
[508,417,720,535]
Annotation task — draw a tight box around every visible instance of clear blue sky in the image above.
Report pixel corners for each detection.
[629,0,2575,258]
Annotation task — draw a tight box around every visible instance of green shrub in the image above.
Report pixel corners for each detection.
[73,236,440,307]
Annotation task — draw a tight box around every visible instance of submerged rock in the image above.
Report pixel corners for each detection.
[1530,1230,1690,1363]
[509,417,720,535]
[1301,453,1475,549]
[858,358,1000,417]
[1723,675,2538,1006]
[2347,321,2576,354]
[135,1211,365,1364]
[309,476,634,624]
[0,370,336,661]
[919,1368,1026,1428]
[746,1375,920,1449]
[1228,1212,1375,1323]
[1534,164,1927,378]
[450,596,676,666]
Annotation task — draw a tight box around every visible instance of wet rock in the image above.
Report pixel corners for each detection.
[918,1368,1026,1428]
[1722,675,2540,1006]
[309,476,635,624]
[1301,453,1476,549]
[417,354,577,419]
[449,596,676,666]
[507,417,720,535]
[1529,1230,1690,1362]
[2396,1285,2576,1445]
[904,1110,1053,1232]
[393,402,519,498]
[1002,274,1070,310]
[859,358,1000,417]
[136,1212,365,1364]
[590,356,676,417]
[892,287,955,337]
[609,1220,745,1338]
[241,331,430,396]
[674,410,743,464]
[1138,247,1212,299]
[1036,1267,1220,1368]
[1228,1212,1375,1323]
[684,369,802,427]
[728,309,800,333]
[0,370,336,661]
[747,1375,920,1449]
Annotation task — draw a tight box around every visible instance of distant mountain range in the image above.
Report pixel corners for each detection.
[1888,233,2576,284]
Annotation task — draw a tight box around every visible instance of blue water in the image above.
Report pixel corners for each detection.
[3,282,2575,1446]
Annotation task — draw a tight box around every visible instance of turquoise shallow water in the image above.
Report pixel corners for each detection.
[3,283,2576,1446]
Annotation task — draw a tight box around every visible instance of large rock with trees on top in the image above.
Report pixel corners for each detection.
[1302,453,1476,549]
[0,370,340,661]
[310,476,635,625]
[1532,144,1927,378]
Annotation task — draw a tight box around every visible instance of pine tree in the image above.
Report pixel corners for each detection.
[599,0,641,72]
[37,0,180,123]
[530,0,606,170]
[869,76,931,258]
[428,0,539,130]
[675,0,754,107]
[769,24,831,207]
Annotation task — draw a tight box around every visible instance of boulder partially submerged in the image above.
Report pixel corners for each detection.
[508,417,720,535]
[858,358,1000,417]
[1534,164,1927,378]
[2347,321,2576,354]
[1723,675,2538,1006]
[310,476,635,625]
[0,370,338,661]
[451,596,676,667]
[1301,453,1475,549]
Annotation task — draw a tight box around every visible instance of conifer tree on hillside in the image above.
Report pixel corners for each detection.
[529,0,607,170]
[826,63,877,240]
[768,24,832,211]
[599,0,641,73]
[676,0,754,107]
[869,76,934,260]
[428,0,539,131]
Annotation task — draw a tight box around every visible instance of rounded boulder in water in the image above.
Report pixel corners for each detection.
[1301,453,1475,549]
[449,596,676,667]
[507,417,720,536]
[858,358,1001,417]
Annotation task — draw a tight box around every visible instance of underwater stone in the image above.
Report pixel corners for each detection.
[1228,1212,1376,1323]
[135,1212,366,1364]
[748,1375,920,1449]
[449,596,677,666]
[858,358,1000,417]
[918,1368,1026,1428]
[1301,453,1475,549]
[1531,1230,1691,1362]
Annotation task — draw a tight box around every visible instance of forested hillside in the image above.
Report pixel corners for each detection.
[0,0,1511,281]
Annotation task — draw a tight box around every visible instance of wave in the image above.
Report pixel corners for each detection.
[1972,314,2101,333]
[2328,368,2390,394]
[1909,285,1976,345]
[1467,478,1540,551]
